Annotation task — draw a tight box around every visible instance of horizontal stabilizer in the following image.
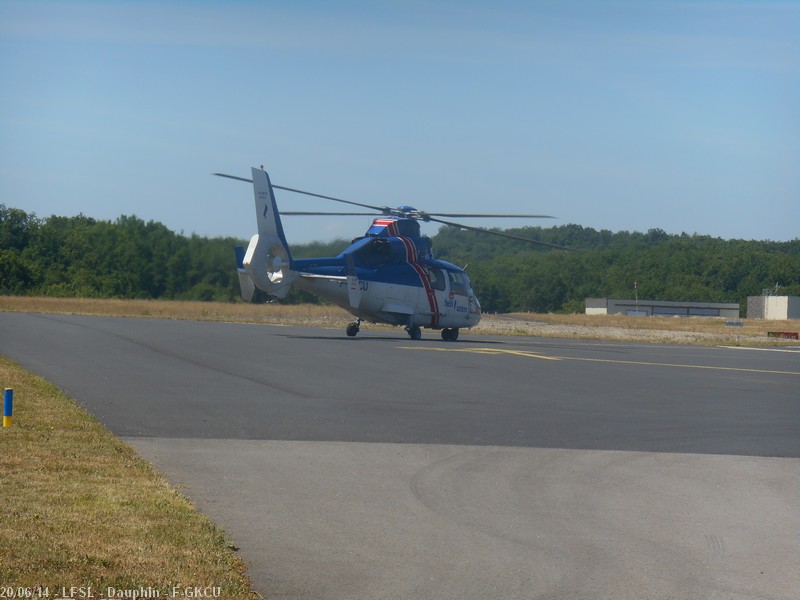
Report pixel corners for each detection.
[235,246,246,270]
[234,246,255,301]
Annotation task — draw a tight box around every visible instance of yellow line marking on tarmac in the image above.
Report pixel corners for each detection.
[399,347,561,361]
[557,355,800,375]
[399,346,800,375]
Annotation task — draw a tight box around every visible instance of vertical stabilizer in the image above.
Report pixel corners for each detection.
[242,167,297,299]
[251,167,293,259]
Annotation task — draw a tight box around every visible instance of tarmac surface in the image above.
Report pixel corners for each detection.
[1,312,798,599]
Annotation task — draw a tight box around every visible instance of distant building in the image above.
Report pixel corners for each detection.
[585,298,740,318]
[746,296,800,320]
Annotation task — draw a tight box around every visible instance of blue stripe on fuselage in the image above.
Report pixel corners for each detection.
[293,257,425,287]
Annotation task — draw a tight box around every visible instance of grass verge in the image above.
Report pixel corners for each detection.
[0,356,257,597]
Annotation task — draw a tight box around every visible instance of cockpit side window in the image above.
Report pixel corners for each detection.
[428,268,446,291]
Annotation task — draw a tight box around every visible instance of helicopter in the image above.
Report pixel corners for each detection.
[215,166,568,341]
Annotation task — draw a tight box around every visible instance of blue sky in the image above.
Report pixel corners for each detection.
[1,1,797,244]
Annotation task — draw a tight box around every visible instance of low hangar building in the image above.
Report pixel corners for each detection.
[585,298,740,318]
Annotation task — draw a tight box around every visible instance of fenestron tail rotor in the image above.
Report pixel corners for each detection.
[213,172,572,250]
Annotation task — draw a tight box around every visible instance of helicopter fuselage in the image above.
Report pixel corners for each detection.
[293,251,482,330]
[225,166,530,340]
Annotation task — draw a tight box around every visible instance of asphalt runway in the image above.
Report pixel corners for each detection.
[1,312,798,599]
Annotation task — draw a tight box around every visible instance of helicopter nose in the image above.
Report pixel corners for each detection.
[470,295,481,316]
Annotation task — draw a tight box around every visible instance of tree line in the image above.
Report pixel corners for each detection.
[0,206,241,301]
[2,204,798,313]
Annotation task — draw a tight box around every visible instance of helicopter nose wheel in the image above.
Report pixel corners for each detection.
[406,325,422,340]
[346,319,361,337]
[441,328,459,342]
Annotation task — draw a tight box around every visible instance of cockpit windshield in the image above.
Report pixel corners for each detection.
[428,267,474,296]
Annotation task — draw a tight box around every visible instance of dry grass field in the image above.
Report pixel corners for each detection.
[491,311,800,345]
[0,295,354,326]
[0,356,257,596]
[1,295,797,346]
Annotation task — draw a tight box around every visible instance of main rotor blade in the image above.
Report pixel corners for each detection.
[271,185,389,213]
[428,216,573,250]
[424,213,555,219]
[213,173,389,213]
[281,211,380,216]
[230,208,556,221]
[213,172,253,183]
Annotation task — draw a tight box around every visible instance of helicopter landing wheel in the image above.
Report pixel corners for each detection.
[346,320,360,337]
[441,328,459,342]
[407,325,422,340]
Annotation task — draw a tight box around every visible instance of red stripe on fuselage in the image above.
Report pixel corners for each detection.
[374,218,438,327]
[397,236,417,263]
[395,235,436,325]
[408,261,439,328]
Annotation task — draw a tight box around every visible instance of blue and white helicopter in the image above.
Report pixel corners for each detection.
[215,167,566,341]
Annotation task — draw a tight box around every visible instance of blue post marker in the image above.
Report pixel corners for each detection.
[3,388,12,428]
